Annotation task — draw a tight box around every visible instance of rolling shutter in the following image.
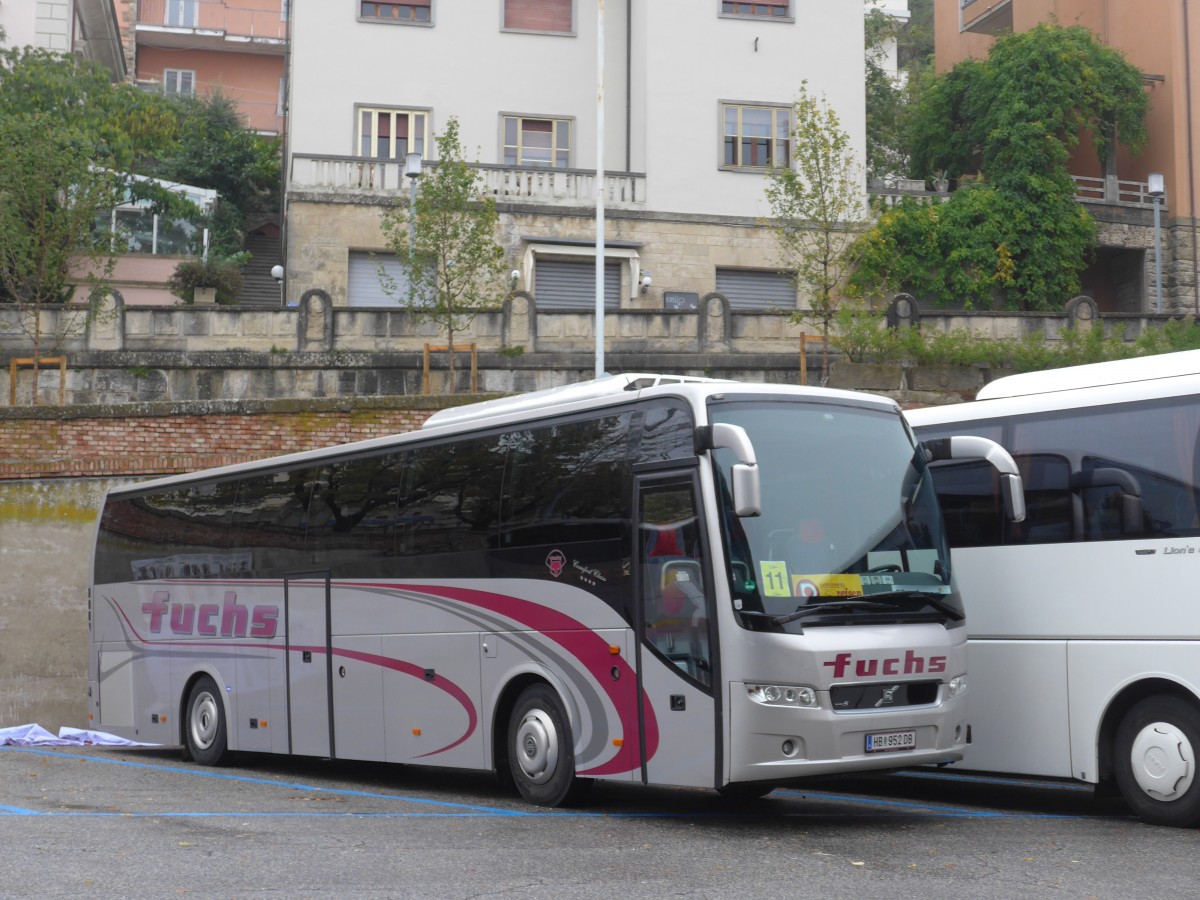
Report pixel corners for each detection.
[535,258,620,310]
[504,0,572,32]
[348,252,433,308]
[715,268,796,310]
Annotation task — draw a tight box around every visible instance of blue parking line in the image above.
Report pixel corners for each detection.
[1,746,1111,821]
[1,746,527,816]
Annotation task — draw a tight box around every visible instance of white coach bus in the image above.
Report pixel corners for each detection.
[907,350,1200,826]
[88,374,1020,805]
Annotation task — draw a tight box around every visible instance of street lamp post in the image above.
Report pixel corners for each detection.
[1149,172,1165,313]
[404,151,423,256]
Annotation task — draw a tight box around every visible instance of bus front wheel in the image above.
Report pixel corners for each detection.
[507,684,590,807]
[1114,696,1200,827]
[185,676,231,767]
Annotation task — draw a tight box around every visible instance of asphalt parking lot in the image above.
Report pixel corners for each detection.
[2,745,1197,899]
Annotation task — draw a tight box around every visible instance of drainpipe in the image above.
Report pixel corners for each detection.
[1185,0,1199,315]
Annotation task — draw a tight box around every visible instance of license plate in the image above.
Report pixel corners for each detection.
[865,730,916,753]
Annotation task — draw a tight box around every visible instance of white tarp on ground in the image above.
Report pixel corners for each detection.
[0,724,157,747]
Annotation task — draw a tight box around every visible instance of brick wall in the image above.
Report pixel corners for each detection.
[0,396,458,481]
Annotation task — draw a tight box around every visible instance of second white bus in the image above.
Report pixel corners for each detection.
[908,350,1200,826]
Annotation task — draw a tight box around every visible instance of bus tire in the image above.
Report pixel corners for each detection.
[1114,696,1200,827]
[507,684,589,807]
[185,676,231,767]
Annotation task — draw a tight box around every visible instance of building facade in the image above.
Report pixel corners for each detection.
[936,0,1200,314]
[128,0,287,134]
[283,1,866,318]
[1,0,125,78]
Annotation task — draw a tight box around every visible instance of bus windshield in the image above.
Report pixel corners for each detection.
[709,398,955,631]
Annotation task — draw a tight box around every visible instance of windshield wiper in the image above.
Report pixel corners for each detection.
[768,591,964,628]
[772,599,898,627]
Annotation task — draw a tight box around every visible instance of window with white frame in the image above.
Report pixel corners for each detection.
[357,108,428,160]
[721,102,790,170]
[719,0,791,19]
[503,116,571,168]
[360,0,432,24]
[165,0,198,27]
[163,69,196,97]
[503,0,572,34]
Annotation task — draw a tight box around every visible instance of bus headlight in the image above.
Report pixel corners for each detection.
[947,674,968,699]
[747,684,818,708]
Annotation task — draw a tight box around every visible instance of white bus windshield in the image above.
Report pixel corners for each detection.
[709,399,954,631]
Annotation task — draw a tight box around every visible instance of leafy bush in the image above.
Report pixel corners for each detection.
[830,308,1200,372]
[166,252,250,304]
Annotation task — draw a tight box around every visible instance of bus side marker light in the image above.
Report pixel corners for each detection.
[609,645,620,655]
[413,729,421,736]
[612,739,623,747]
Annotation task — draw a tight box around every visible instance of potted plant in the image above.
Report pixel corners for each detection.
[167,251,250,305]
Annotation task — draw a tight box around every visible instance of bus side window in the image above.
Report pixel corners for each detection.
[1007,454,1073,545]
[927,459,1005,548]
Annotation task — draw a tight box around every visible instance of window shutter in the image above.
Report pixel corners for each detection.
[715,269,795,310]
[535,259,620,310]
[505,0,572,32]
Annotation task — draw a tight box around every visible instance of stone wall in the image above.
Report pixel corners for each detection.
[3,288,1179,406]
[0,396,450,732]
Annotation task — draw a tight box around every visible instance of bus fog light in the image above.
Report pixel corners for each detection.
[748,684,818,708]
[782,739,797,757]
[947,675,968,698]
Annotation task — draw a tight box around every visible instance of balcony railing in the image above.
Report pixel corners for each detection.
[137,0,286,43]
[960,0,1012,35]
[289,155,647,208]
[869,175,1160,209]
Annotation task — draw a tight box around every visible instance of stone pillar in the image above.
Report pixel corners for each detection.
[1065,295,1098,332]
[298,289,334,352]
[504,291,535,352]
[86,289,125,352]
[885,293,920,331]
[701,292,730,351]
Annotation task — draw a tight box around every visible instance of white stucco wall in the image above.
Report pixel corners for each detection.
[287,0,865,220]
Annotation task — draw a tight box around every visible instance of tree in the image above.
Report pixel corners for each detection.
[147,91,281,257]
[854,23,1147,311]
[378,117,508,392]
[0,47,177,401]
[765,83,868,381]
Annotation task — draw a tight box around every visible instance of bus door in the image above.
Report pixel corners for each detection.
[635,470,718,788]
[284,571,334,758]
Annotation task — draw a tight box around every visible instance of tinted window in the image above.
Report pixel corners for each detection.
[307,453,404,576]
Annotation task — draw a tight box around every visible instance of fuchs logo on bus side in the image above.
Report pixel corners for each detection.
[822,651,946,679]
[545,550,566,578]
[142,591,279,639]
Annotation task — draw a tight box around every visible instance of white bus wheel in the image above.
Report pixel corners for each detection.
[185,676,232,767]
[507,684,590,807]
[1114,696,1200,827]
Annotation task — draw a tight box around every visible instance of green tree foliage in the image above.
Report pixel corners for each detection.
[378,117,508,392]
[147,92,281,256]
[854,23,1147,311]
[0,47,177,397]
[766,83,868,379]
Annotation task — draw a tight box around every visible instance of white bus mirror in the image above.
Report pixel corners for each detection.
[925,435,1026,523]
[1073,467,1144,534]
[705,423,762,518]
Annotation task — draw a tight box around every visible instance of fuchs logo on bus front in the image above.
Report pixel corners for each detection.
[142,591,279,639]
[822,650,946,680]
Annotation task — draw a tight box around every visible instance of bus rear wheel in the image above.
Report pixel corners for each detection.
[1114,696,1200,827]
[185,676,231,767]
[507,684,590,807]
